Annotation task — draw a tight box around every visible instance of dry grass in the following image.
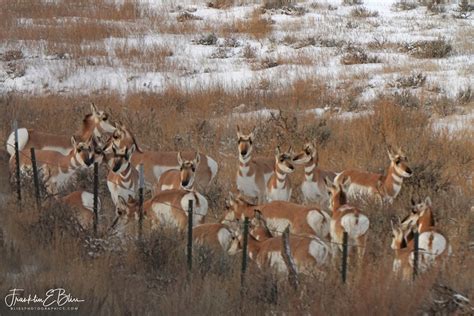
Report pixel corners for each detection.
[232,9,273,40]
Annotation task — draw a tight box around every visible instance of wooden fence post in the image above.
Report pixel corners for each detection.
[30,148,41,210]
[413,228,419,281]
[187,199,193,272]
[138,164,144,241]
[93,162,99,236]
[341,231,348,283]
[13,121,21,206]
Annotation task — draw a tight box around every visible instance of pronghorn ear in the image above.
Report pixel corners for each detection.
[323,177,332,188]
[287,145,293,154]
[90,102,98,115]
[424,196,432,207]
[194,152,200,165]
[177,152,183,165]
[71,136,77,147]
[127,144,136,159]
[228,191,235,203]
[275,146,281,156]
[250,126,256,139]
[236,125,242,138]
[387,147,396,161]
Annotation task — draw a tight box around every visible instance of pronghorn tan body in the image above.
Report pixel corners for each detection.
[62,190,100,230]
[10,137,96,195]
[6,103,115,156]
[266,146,295,202]
[239,211,330,275]
[113,189,208,234]
[193,223,240,255]
[235,126,274,204]
[293,143,336,207]
[105,122,217,190]
[106,144,139,206]
[223,193,331,239]
[334,147,413,204]
[154,152,200,194]
[325,178,369,260]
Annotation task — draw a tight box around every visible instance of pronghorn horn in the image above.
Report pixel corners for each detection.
[90,102,99,114]
[118,195,127,206]
[71,136,77,147]
[275,146,281,156]
[424,196,432,207]
[287,145,293,153]
[195,152,200,165]
[323,176,333,188]
[177,152,183,165]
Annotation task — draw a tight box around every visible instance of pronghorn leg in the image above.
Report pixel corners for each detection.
[356,234,367,261]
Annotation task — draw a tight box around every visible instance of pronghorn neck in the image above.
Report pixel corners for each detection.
[119,162,133,179]
[246,235,262,260]
[418,208,434,233]
[81,114,96,140]
[382,165,404,198]
[303,157,316,181]
[238,153,252,175]
[272,164,289,188]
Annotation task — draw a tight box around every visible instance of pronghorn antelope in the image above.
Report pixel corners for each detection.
[106,143,139,206]
[10,136,96,195]
[292,142,336,207]
[236,210,330,275]
[113,189,208,234]
[105,122,217,190]
[223,193,331,239]
[236,125,274,204]
[6,103,115,156]
[334,147,413,204]
[154,152,200,194]
[61,190,100,230]
[325,178,369,260]
[193,222,240,255]
[266,146,295,202]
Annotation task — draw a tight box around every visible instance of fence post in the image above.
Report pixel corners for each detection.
[13,121,21,206]
[240,216,250,312]
[187,199,193,272]
[138,164,144,241]
[341,231,348,283]
[93,162,99,236]
[282,225,299,290]
[30,148,41,210]
[413,228,419,281]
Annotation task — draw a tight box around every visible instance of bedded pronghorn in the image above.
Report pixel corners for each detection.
[325,178,369,260]
[106,143,139,206]
[10,136,96,195]
[61,190,101,230]
[223,193,331,239]
[235,210,330,275]
[112,188,208,234]
[104,122,217,190]
[266,146,295,202]
[193,222,240,255]
[6,103,115,156]
[154,152,200,194]
[236,125,274,204]
[292,142,336,207]
[334,147,413,204]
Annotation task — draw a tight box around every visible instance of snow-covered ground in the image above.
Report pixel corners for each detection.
[1,0,473,131]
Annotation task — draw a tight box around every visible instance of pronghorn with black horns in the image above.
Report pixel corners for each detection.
[266,146,295,202]
[104,122,217,191]
[334,146,413,204]
[292,142,336,207]
[154,152,200,194]
[325,177,369,261]
[6,103,115,156]
[105,142,139,206]
[10,136,96,195]
[236,125,274,204]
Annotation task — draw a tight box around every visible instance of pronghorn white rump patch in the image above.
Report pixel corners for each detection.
[419,231,448,259]
[307,210,330,238]
[180,192,208,225]
[152,202,181,228]
[267,251,288,274]
[308,238,329,265]
[6,128,29,156]
[207,156,219,182]
[265,218,291,236]
[217,227,232,251]
[81,191,98,213]
[341,213,369,238]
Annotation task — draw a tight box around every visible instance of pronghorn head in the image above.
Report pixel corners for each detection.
[104,121,142,155]
[236,125,255,160]
[390,216,406,250]
[292,142,317,165]
[324,177,349,211]
[410,197,435,230]
[90,135,106,164]
[275,146,295,174]
[248,210,273,241]
[112,195,139,232]
[87,103,116,135]
[222,192,256,222]
[71,136,95,167]
[226,220,242,255]
[387,147,413,178]
[107,143,136,173]
[177,152,200,190]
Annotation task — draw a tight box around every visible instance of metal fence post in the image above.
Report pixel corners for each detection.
[413,229,419,281]
[93,162,99,236]
[187,199,193,272]
[13,121,21,206]
[240,217,250,313]
[342,231,348,283]
[30,148,41,210]
[138,164,144,241]
[282,225,299,290]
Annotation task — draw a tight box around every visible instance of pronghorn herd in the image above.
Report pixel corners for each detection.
[6,104,451,281]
